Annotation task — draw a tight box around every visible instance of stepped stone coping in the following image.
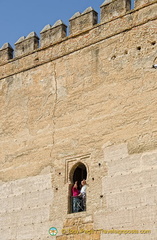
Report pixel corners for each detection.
[15,32,39,45]
[70,12,81,20]
[70,7,97,21]
[40,20,66,34]
[101,0,113,6]
[1,43,13,50]
[26,31,39,39]
[15,36,25,44]
[82,6,95,14]
[40,24,52,33]
[52,19,66,27]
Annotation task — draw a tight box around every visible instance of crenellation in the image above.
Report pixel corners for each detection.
[69,7,98,35]
[14,32,39,57]
[0,1,156,64]
[40,20,67,48]
[0,42,13,64]
[100,0,131,23]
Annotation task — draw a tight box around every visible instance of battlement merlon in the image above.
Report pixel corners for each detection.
[100,0,131,23]
[40,20,67,48]
[14,32,39,57]
[0,43,13,64]
[69,7,98,35]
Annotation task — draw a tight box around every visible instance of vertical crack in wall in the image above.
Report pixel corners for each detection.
[50,63,58,158]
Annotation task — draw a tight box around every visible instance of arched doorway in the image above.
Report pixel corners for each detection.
[69,162,87,213]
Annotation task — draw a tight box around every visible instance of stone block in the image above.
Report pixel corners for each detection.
[94,205,156,230]
[106,190,142,209]
[10,174,52,195]
[0,212,12,228]
[0,181,13,198]
[16,224,34,240]
[143,169,157,185]
[106,154,141,176]
[38,190,52,207]
[24,191,39,208]
[102,143,128,162]
[102,171,143,193]
[135,0,155,8]
[0,228,12,240]
[13,194,24,210]
[141,151,157,167]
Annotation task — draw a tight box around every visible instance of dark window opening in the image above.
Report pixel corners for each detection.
[72,163,87,190]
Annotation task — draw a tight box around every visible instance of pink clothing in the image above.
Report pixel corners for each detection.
[72,187,80,196]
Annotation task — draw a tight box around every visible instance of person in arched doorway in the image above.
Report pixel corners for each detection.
[72,181,80,197]
[71,181,80,212]
[79,179,87,211]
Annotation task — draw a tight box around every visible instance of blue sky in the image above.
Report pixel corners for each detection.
[0,0,134,49]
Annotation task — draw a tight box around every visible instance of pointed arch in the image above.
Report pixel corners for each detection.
[69,162,87,188]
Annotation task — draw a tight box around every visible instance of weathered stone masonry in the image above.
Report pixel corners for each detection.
[0,0,157,239]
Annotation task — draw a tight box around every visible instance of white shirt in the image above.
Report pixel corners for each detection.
[80,185,87,194]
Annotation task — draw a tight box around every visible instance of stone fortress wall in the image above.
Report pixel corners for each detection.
[0,0,157,239]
